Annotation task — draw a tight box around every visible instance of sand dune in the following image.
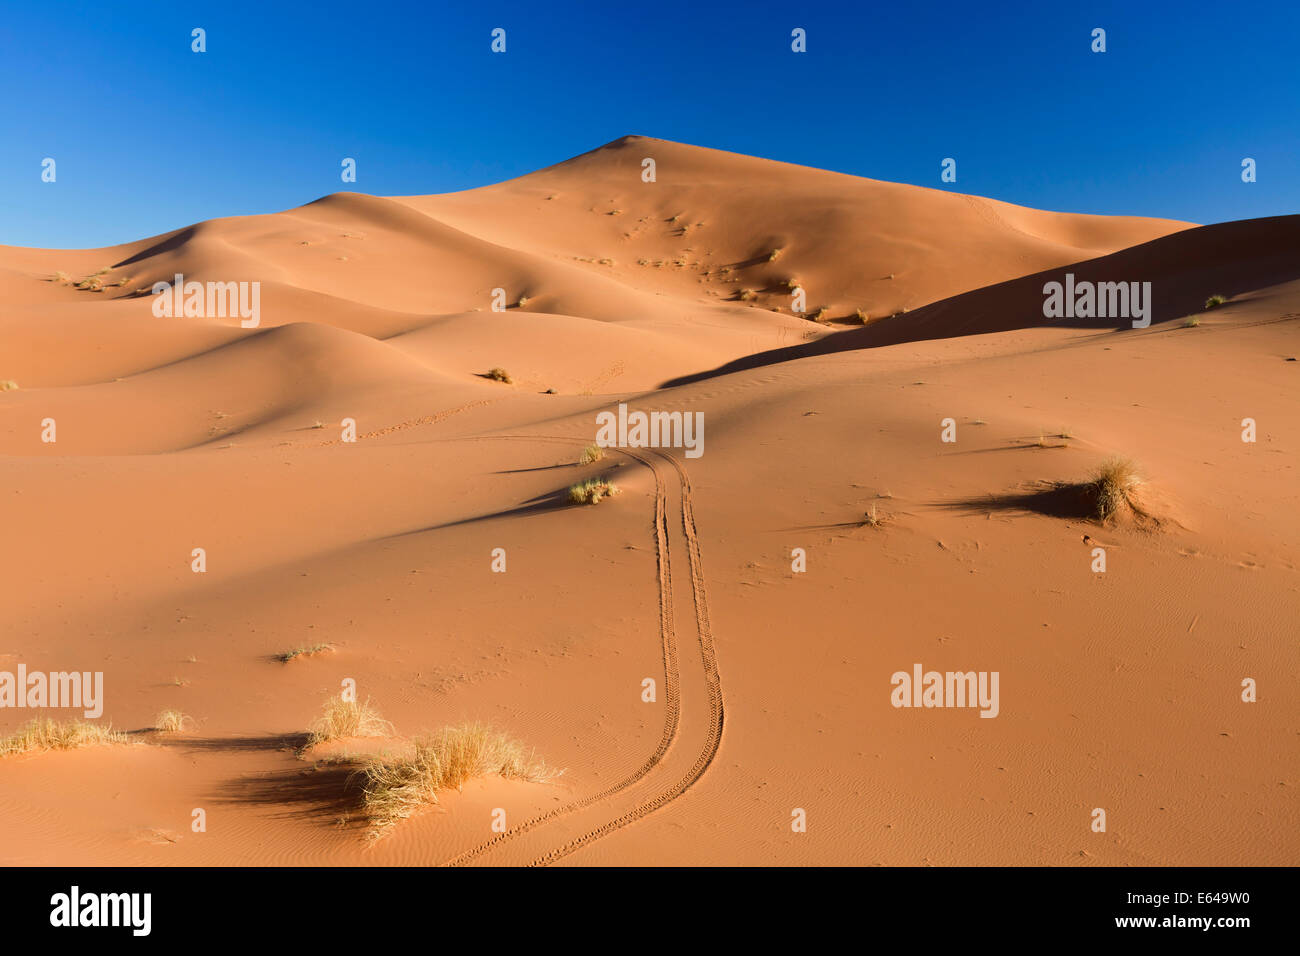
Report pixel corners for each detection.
[0,137,1294,867]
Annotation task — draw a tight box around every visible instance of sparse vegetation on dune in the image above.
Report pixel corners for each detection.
[579,443,606,464]
[855,308,869,323]
[1034,431,1070,449]
[356,723,558,839]
[1184,316,1201,327]
[516,295,530,308]
[153,710,193,734]
[568,477,620,505]
[1089,456,1142,521]
[0,718,129,757]
[485,367,513,384]
[1204,294,1227,310]
[306,697,393,748]
[1,380,18,391]
[738,289,757,301]
[810,307,830,322]
[277,643,334,663]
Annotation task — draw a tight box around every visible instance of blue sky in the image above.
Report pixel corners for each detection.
[2,0,1297,248]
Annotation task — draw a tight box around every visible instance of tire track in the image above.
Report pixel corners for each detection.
[439,438,683,867]
[524,449,723,866]
[317,399,500,446]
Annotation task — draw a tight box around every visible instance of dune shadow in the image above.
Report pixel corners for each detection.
[659,215,1300,388]
[112,225,202,268]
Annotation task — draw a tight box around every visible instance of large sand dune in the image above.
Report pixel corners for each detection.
[0,137,1294,866]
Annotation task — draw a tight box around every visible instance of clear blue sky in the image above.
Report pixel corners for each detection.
[2,0,1296,248]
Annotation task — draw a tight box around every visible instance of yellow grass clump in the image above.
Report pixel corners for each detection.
[1090,457,1141,521]
[153,710,193,734]
[568,477,620,505]
[358,723,558,838]
[486,367,513,384]
[0,718,129,757]
[277,642,334,662]
[579,443,606,464]
[307,697,393,748]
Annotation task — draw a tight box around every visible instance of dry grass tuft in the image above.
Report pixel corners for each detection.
[862,503,886,528]
[1204,294,1226,310]
[579,443,606,465]
[0,380,18,391]
[278,643,334,663]
[738,288,757,301]
[357,723,558,839]
[307,697,394,748]
[0,718,129,757]
[486,367,513,384]
[1090,457,1141,521]
[153,710,193,734]
[568,477,620,505]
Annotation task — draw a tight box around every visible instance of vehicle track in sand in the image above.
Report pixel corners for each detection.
[523,448,724,866]
[433,434,723,866]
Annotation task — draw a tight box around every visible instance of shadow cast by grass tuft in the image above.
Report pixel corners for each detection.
[214,760,371,827]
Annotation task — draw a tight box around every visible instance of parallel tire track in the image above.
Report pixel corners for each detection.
[525,449,724,866]
[441,438,683,867]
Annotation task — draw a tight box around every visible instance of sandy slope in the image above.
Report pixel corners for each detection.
[0,137,1295,867]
